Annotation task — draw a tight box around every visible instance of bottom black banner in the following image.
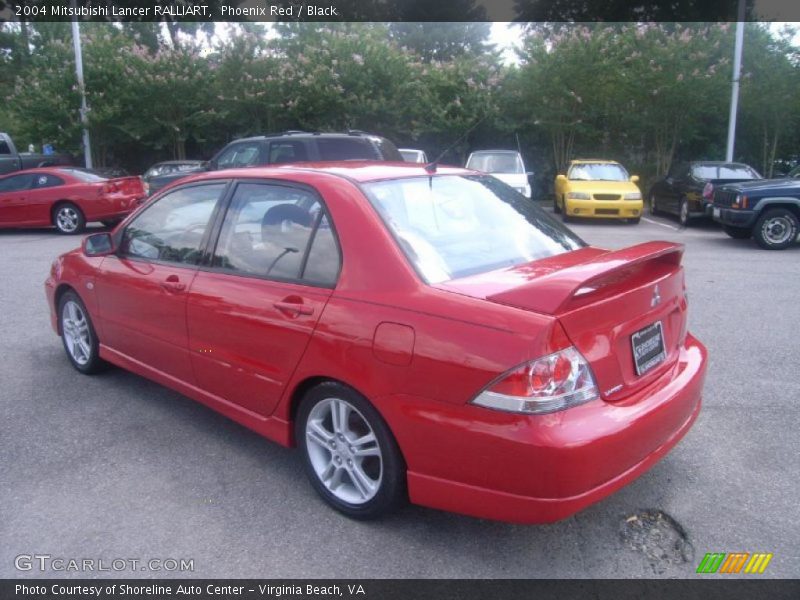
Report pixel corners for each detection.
[2,579,799,600]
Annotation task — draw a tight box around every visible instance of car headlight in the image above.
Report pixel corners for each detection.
[567,192,590,200]
[624,192,642,200]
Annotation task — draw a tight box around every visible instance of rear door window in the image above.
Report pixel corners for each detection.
[317,138,378,161]
[268,141,309,164]
[211,182,340,286]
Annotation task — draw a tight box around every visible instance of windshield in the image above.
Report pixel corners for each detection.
[692,164,761,180]
[568,163,629,181]
[57,168,107,182]
[363,175,584,283]
[466,153,524,174]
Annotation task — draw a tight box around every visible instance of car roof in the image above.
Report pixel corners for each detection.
[168,161,472,186]
[229,131,386,143]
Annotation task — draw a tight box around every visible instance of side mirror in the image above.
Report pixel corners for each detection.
[556,174,567,183]
[82,232,115,257]
[630,175,639,183]
[203,160,214,171]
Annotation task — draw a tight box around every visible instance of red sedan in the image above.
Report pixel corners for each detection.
[45,163,707,523]
[0,167,145,234]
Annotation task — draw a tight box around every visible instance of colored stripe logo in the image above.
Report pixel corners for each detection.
[697,552,773,574]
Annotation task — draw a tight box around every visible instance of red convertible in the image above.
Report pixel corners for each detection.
[45,163,707,523]
[0,167,145,234]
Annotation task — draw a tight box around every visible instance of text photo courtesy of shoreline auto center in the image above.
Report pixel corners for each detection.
[1,0,799,598]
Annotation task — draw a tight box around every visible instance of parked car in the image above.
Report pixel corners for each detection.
[143,160,205,196]
[399,148,428,163]
[46,162,706,523]
[0,132,72,176]
[465,150,532,198]
[648,161,762,226]
[0,167,145,234]
[553,159,643,223]
[711,179,800,250]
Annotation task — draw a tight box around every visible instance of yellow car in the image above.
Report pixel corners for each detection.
[554,160,643,223]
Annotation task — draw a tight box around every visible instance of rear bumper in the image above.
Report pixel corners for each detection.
[712,207,757,228]
[565,199,643,219]
[386,334,706,524]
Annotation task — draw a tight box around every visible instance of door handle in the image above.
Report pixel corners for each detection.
[274,300,314,316]
[160,274,186,293]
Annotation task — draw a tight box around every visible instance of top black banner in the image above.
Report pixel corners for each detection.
[1,0,798,22]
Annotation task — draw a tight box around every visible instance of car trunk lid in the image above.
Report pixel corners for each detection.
[439,242,688,402]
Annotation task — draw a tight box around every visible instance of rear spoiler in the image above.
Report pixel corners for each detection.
[487,242,684,315]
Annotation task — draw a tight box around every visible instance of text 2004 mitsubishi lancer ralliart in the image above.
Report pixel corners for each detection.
[46,162,707,523]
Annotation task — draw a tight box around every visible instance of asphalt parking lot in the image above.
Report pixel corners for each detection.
[1,208,798,579]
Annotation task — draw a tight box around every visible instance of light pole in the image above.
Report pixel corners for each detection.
[70,0,92,168]
[725,0,746,162]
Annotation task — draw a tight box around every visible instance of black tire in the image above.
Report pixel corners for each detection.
[679,197,692,227]
[296,382,406,519]
[58,290,107,374]
[627,217,641,224]
[53,202,86,234]
[753,208,799,250]
[553,195,561,214]
[723,225,752,240]
[649,193,661,216]
[561,212,573,223]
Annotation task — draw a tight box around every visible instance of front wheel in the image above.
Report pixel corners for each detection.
[53,203,86,234]
[627,217,641,224]
[553,195,561,214]
[723,225,752,240]
[649,194,661,216]
[296,382,406,519]
[753,208,799,250]
[58,291,106,374]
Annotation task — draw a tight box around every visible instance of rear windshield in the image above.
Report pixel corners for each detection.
[466,153,524,174]
[692,164,761,180]
[363,175,584,283]
[57,168,107,182]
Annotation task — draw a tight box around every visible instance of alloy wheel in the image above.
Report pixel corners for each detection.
[304,397,383,505]
[61,300,92,366]
[56,206,80,233]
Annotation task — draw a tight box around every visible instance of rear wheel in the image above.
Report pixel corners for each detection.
[58,291,107,374]
[753,208,799,250]
[679,197,691,227]
[723,225,752,240]
[296,382,406,519]
[53,203,86,234]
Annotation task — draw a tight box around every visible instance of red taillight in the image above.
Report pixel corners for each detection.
[472,346,599,415]
[101,182,120,194]
[703,182,714,201]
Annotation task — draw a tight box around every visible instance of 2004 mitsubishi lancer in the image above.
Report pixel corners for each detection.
[46,162,707,523]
